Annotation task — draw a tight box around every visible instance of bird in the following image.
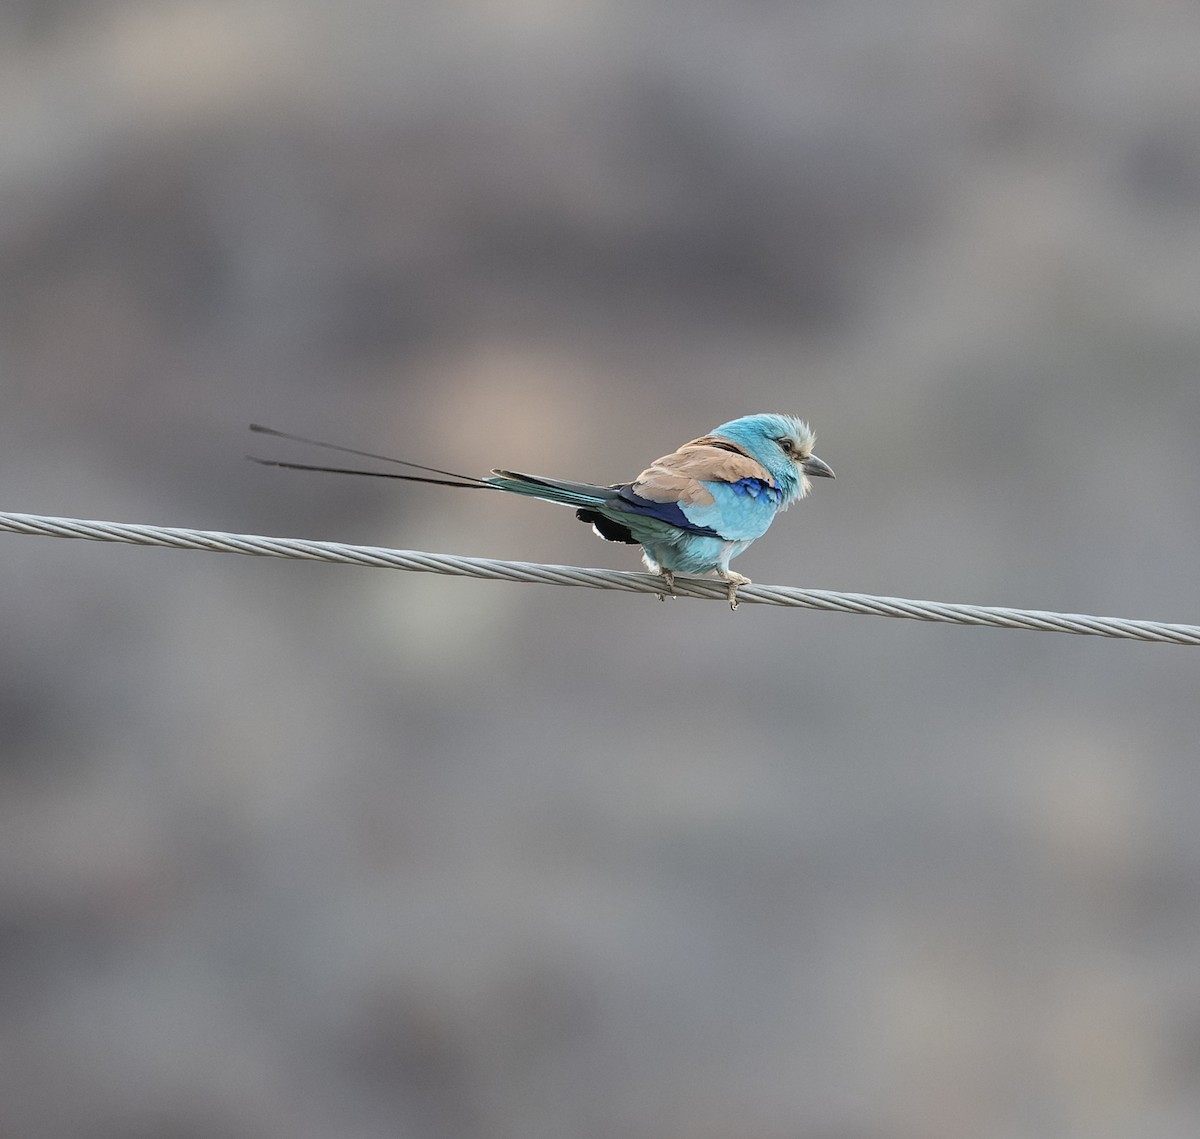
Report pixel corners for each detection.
[249,414,834,609]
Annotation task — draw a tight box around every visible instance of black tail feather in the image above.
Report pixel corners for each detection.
[576,508,639,544]
[247,456,493,489]
[248,424,496,489]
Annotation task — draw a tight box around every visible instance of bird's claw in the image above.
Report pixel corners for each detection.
[656,569,749,609]
[721,571,751,611]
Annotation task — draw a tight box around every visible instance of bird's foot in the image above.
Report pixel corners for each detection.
[719,571,751,610]
[656,569,677,601]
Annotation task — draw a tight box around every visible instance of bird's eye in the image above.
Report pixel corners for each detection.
[777,437,794,454]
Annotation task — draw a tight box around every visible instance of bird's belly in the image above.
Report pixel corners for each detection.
[641,535,752,575]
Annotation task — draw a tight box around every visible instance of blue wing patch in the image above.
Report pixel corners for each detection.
[610,485,723,536]
[729,478,783,504]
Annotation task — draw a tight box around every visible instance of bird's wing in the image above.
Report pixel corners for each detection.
[607,486,724,536]
[486,470,618,508]
[486,468,723,539]
[631,437,775,506]
[628,437,783,541]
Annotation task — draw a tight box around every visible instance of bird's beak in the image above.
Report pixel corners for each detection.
[802,454,835,479]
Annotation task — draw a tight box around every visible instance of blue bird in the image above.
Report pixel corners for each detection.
[250,414,833,608]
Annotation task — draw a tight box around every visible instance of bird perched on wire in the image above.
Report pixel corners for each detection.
[249,414,833,609]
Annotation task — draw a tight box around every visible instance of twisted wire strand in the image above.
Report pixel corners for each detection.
[1,510,1197,645]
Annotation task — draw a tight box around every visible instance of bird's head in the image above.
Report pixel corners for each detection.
[711,413,835,502]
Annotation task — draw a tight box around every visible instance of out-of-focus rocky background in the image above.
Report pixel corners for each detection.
[2,3,1199,1136]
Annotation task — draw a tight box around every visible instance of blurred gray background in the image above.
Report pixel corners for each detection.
[2,2,1200,1136]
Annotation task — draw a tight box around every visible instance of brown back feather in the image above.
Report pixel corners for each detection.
[632,436,775,505]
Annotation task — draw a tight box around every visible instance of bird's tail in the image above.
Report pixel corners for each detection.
[248,425,619,507]
[485,470,618,509]
[248,424,497,489]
